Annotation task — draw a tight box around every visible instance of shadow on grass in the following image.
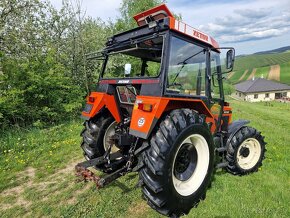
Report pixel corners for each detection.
[100,173,138,194]
[110,180,132,193]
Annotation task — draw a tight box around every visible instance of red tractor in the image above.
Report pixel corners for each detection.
[76,4,266,217]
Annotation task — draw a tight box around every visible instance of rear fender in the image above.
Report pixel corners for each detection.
[226,119,250,145]
[81,92,121,122]
[129,96,216,139]
[129,97,168,139]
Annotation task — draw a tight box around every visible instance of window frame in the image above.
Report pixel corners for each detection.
[164,32,210,100]
[100,34,166,80]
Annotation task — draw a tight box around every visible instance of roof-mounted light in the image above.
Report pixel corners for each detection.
[145,15,157,29]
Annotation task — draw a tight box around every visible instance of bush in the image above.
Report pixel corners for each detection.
[0,52,85,128]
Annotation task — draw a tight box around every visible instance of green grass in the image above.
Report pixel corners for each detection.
[255,66,270,79]
[234,52,290,72]
[1,101,290,217]
[280,61,290,85]
[228,69,252,83]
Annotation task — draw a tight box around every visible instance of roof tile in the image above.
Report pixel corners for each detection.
[235,78,290,93]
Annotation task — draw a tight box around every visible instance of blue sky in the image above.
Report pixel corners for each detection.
[48,0,290,55]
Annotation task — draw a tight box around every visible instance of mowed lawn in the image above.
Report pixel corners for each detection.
[0,100,289,217]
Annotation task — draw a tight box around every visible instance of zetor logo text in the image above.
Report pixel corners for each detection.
[193,30,208,41]
[118,80,130,84]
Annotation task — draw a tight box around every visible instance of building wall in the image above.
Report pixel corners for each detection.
[233,90,290,102]
[233,91,246,100]
[246,93,275,102]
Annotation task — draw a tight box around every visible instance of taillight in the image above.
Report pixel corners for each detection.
[88,96,95,103]
[138,103,153,112]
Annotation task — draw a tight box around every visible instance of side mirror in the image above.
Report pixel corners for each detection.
[124,63,131,77]
[226,49,235,70]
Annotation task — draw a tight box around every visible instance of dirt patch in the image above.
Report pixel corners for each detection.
[238,69,248,81]
[0,159,83,211]
[268,65,280,81]
[247,68,256,80]
[66,183,92,205]
[227,71,235,79]
[0,167,35,210]
[127,201,150,218]
[26,167,36,187]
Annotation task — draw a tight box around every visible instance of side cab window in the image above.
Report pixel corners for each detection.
[166,36,207,96]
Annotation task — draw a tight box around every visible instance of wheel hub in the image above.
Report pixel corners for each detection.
[172,134,210,196]
[239,146,250,157]
[236,138,262,170]
[173,143,198,181]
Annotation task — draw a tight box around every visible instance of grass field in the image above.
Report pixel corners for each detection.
[0,100,290,217]
[280,62,290,84]
[229,52,290,84]
[234,52,290,72]
[255,66,270,79]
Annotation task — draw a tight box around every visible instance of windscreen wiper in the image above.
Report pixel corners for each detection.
[169,49,206,86]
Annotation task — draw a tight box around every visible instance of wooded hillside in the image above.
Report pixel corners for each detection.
[0,0,164,129]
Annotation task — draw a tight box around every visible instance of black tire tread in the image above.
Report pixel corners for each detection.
[80,113,115,172]
[226,126,266,175]
[138,109,214,217]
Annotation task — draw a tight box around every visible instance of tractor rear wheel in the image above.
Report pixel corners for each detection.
[80,113,119,172]
[138,109,214,217]
[226,126,266,175]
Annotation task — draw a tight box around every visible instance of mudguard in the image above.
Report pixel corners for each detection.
[129,96,216,139]
[226,119,250,145]
[81,92,121,122]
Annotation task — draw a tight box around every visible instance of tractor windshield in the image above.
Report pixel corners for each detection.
[101,35,164,78]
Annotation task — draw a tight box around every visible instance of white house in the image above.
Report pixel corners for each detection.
[233,78,290,102]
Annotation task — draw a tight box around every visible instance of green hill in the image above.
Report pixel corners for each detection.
[228,51,290,84]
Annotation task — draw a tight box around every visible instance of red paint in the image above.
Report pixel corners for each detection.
[133,4,173,26]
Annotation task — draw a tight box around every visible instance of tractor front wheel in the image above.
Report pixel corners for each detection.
[138,109,214,217]
[226,126,266,175]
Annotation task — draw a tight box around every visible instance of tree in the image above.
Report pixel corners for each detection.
[0,0,178,128]
[116,0,165,31]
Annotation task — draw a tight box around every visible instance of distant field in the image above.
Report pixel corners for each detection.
[255,66,270,79]
[228,52,290,84]
[280,62,290,84]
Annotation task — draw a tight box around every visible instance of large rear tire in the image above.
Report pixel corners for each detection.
[138,109,214,217]
[226,126,266,175]
[80,113,119,171]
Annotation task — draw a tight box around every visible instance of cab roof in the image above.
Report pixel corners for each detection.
[133,4,219,49]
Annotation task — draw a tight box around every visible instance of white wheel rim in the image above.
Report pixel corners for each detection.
[103,121,119,153]
[237,138,261,170]
[172,134,210,196]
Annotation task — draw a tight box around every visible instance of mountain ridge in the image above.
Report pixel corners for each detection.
[253,46,290,55]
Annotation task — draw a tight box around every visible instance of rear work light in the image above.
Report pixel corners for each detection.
[138,103,153,112]
[88,96,95,103]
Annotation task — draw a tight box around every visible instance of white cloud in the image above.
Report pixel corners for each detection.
[201,7,290,43]
[47,0,290,54]
[235,8,271,18]
[48,0,122,21]
[167,0,290,54]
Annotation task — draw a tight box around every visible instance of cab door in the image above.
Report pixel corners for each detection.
[209,50,224,133]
